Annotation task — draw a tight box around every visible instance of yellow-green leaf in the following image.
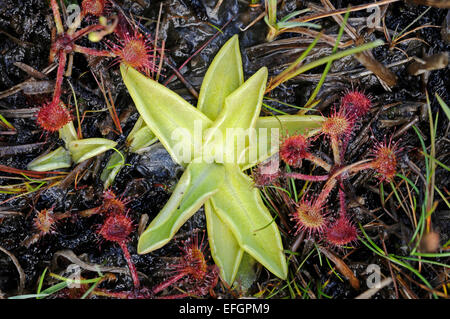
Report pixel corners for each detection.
[68,138,117,164]
[126,117,157,153]
[120,64,212,165]
[205,199,244,285]
[59,121,78,147]
[138,162,225,254]
[100,150,126,189]
[197,34,244,121]
[27,146,72,171]
[210,164,287,279]
[203,67,268,164]
[241,114,324,169]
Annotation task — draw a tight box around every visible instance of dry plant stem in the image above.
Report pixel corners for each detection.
[0,142,47,157]
[163,16,234,86]
[164,56,199,99]
[294,0,400,24]
[275,27,353,48]
[0,246,25,294]
[14,62,47,79]
[380,232,399,298]
[290,229,306,252]
[407,0,450,8]
[318,245,360,289]
[0,63,57,99]
[320,0,397,87]
[0,164,65,178]
[354,277,393,299]
[57,158,93,190]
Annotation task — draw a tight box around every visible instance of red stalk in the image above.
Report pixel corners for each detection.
[50,0,64,34]
[152,272,187,295]
[52,50,67,105]
[284,172,329,182]
[119,242,140,289]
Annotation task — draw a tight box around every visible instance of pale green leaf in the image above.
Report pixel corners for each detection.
[256,114,324,136]
[436,93,450,121]
[59,121,78,147]
[100,150,126,189]
[138,162,225,254]
[205,199,244,285]
[126,117,157,153]
[203,67,268,164]
[197,34,244,121]
[210,164,287,279]
[265,0,278,26]
[120,64,212,165]
[277,40,384,85]
[279,8,311,22]
[277,21,321,30]
[68,138,117,164]
[27,146,72,171]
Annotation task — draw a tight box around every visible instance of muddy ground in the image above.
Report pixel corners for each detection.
[0,0,448,299]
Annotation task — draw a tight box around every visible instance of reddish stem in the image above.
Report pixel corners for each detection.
[348,161,375,174]
[315,159,372,206]
[330,135,341,166]
[71,24,105,41]
[73,44,116,57]
[316,178,337,206]
[284,172,329,182]
[93,289,131,299]
[52,51,67,105]
[152,272,187,294]
[157,293,189,299]
[338,184,347,217]
[119,242,140,289]
[50,0,64,35]
[305,153,331,171]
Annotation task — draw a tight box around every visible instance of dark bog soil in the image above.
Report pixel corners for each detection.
[0,0,448,299]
